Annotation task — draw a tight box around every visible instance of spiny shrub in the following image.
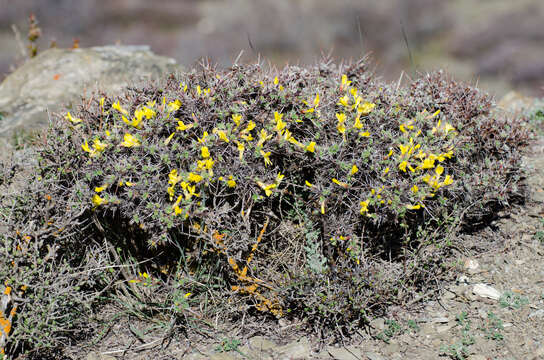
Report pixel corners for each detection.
[0,59,532,353]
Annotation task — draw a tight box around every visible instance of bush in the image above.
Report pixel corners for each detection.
[0,59,532,354]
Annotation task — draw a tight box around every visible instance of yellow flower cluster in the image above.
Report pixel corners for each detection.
[393,110,457,210]
[335,75,375,139]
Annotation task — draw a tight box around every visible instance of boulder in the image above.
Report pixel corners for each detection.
[0,45,181,141]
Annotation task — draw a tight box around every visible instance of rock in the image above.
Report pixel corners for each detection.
[0,45,181,139]
[370,318,385,331]
[276,337,311,359]
[457,275,470,284]
[463,258,479,274]
[473,283,501,300]
[327,345,362,360]
[432,317,450,323]
[529,309,544,319]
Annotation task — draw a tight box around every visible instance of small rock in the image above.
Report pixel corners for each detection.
[464,258,479,273]
[473,283,501,300]
[432,317,449,323]
[457,275,470,284]
[529,309,544,319]
[370,318,385,331]
[364,352,385,360]
[327,345,362,360]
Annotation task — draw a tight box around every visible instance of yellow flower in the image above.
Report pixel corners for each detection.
[383,167,390,175]
[358,131,370,137]
[256,181,276,197]
[406,203,423,210]
[411,185,419,194]
[146,100,156,108]
[273,76,279,85]
[112,101,129,115]
[442,175,454,186]
[94,185,107,193]
[419,157,435,170]
[399,161,408,172]
[177,120,194,131]
[303,93,320,113]
[213,128,230,143]
[169,169,182,185]
[167,99,182,112]
[435,165,444,176]
[444,123,456,133]
[236,141,245,161]
[353,116,363,129]
[227,175,236,188]
[340,74,352,90]
[305,180,313,188]
[337,95,350,108]
[232,114,242,127]
[142,106,156,119]
[92,194,107,207]
[81,140,93,154]
[120,133,140,147]
[275,172,285,184]
[164,132,176,145]
[358,102,376,115]
[260,150,272,167]
[305,141,316,153]
[187,172,203,183]
[197,85,202,96]
[321,198,326,214]
[359,200,369,215]
[274,111,286,133]
[350,164,359,175]
[65,112,82,124]
[257,129,272,147]
[201,146,210,159]
[332,178,348,188]
[123,114,142,129]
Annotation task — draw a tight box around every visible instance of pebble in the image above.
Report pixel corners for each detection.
[473,283,501,300]
[529,309,544,319]
[464,258,480,273]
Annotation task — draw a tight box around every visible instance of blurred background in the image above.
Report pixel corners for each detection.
[1,0,543,98]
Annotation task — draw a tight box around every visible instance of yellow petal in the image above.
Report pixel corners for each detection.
[350,164,359,175]
[305,141,316,153]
